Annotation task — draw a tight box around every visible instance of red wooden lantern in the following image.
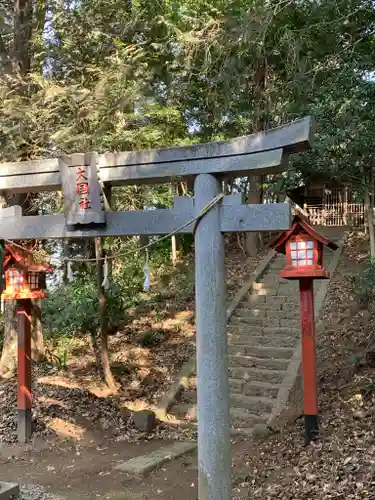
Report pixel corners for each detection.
[1,243,52,301]
[1,243,52,443]
[270,212,338,280]
[270,212,338,443]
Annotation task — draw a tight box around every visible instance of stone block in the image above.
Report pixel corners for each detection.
[114,442,197,476]
[131,410,157,433]
[0,482,20,499]
[253,423,270,439]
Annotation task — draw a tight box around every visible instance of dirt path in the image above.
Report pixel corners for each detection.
[0,436,198,499]
[0,432,259,499]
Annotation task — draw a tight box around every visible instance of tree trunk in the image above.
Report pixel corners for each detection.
[95,238,117,392]
[31,298,44,361]
[0,302,19,378]
[13,0,32,74]
[365,170,375,259]
[245,61,267,257]
[0,0,39,378]
[171,183,178,266]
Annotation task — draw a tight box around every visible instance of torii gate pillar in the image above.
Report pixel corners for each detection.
[195,174,231,499]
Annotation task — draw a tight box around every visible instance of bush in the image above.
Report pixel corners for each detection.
[43,277,126,338]
[353,258,375,305]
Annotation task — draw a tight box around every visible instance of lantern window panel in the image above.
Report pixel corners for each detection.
[28,272,39,290]
[289,240,315,267]
[7,268,24,289]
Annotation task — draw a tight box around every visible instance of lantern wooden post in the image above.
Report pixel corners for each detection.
[17,299,32,443]
[270,212,338,444]
[299,277,318,442]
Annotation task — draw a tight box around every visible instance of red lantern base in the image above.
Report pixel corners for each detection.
[280,267,329,280]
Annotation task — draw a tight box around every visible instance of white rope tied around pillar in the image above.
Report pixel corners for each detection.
[143,248,150,292]
[102,257,110,290]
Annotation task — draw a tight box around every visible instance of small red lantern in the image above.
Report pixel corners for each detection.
[1,243,52,301]
[1,243,52,444]
[270,212,338,443]
[271,212,338,280]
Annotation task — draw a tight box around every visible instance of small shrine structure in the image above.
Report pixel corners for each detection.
[2,243,52,300]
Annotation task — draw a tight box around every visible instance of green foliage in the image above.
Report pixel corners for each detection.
[43,237,181,339]
[2,0,375,200]
[43,277,126,338]
[3,0,375,360]
[352,259,375,305]
[44,345,69,371]
[139,330,158,347]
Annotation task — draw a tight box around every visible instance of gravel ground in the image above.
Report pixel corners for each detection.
[19,484,64,500]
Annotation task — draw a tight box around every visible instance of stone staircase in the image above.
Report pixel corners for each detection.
[168,239,342,436]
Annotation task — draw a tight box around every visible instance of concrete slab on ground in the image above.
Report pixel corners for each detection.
[114,441,197,476]
[0,481,20,499]
[106,492,145,500]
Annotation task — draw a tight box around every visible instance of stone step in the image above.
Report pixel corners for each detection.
[229,355,289,371]
[252,288,278,296]
[234,307,267,318]
[265,296,299,305]
[230,316,264,326]
[231,427,254,437]
[253,281,298,290]
[232,309,301,326]
[229,378,280,398]
[228,345,293,359]
[265,318,300,328]
[233,307,299,321]
[241,300,273,310]
[280,302,301,312]
[170,404,269,427]
[175,378,281,405]
[262,327,300,336]
[230,407,268,426]
[258,277,281,285]
[248,295,267,304]
[231,316,300,329]
[229,366,285,384]
[253,286,299,296]
[227,333,297,348]
[268,310,300,319]
[230,393,274,413]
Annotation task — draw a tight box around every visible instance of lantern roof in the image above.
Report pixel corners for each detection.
[4,243,53,273]
[270,212,339,254]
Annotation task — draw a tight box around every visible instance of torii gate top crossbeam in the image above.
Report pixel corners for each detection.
[0,117,314,193]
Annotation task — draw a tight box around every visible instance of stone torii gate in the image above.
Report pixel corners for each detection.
[0,116,314,500]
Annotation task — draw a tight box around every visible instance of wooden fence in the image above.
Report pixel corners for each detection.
[306,204,365,227]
